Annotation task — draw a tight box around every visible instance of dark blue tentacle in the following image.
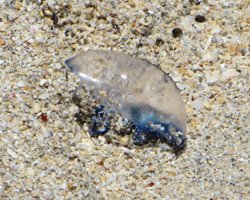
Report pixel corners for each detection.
[89,105,111,136]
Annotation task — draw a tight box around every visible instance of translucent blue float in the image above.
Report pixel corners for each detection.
[65,50,187,150]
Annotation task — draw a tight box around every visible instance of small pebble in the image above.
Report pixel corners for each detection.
[203,50,219,62]
[47,0,56,6]
[0,38,5,45]
[40,113,48,122]
[25,167,35,177]
[206,74,218,86]
[120,135,130,146]
[155,38,164,46]
[17,80,26,88]
[194,0,202,5]
[35,33,45,43]
[222,69,237,79]
[195,15,206,23]
[15,1,22,10]
[128,0,136,7]
[148,10,154,15]
[193,99,203,111]
[7,149,19,159]
[33,103,41,113]
[146,182,154,187]
[39,79,48,86]
[172,28,183,38]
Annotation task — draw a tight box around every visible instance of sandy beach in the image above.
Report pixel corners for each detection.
[0,0,249,199]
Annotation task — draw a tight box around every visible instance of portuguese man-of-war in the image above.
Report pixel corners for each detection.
[65,50,187,151]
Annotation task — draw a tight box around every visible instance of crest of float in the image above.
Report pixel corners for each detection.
[65,50,187,150]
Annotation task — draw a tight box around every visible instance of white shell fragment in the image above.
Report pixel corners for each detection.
[65,50,187,149]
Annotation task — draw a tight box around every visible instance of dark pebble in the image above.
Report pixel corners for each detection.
[172,28,183,38]
[155,38,164,46]
[40,113,48,122]
[51,13,58,26]
[195,15,206,23]
[137,43,143,48]
[189,0,201,5]
[146,182,155,187]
